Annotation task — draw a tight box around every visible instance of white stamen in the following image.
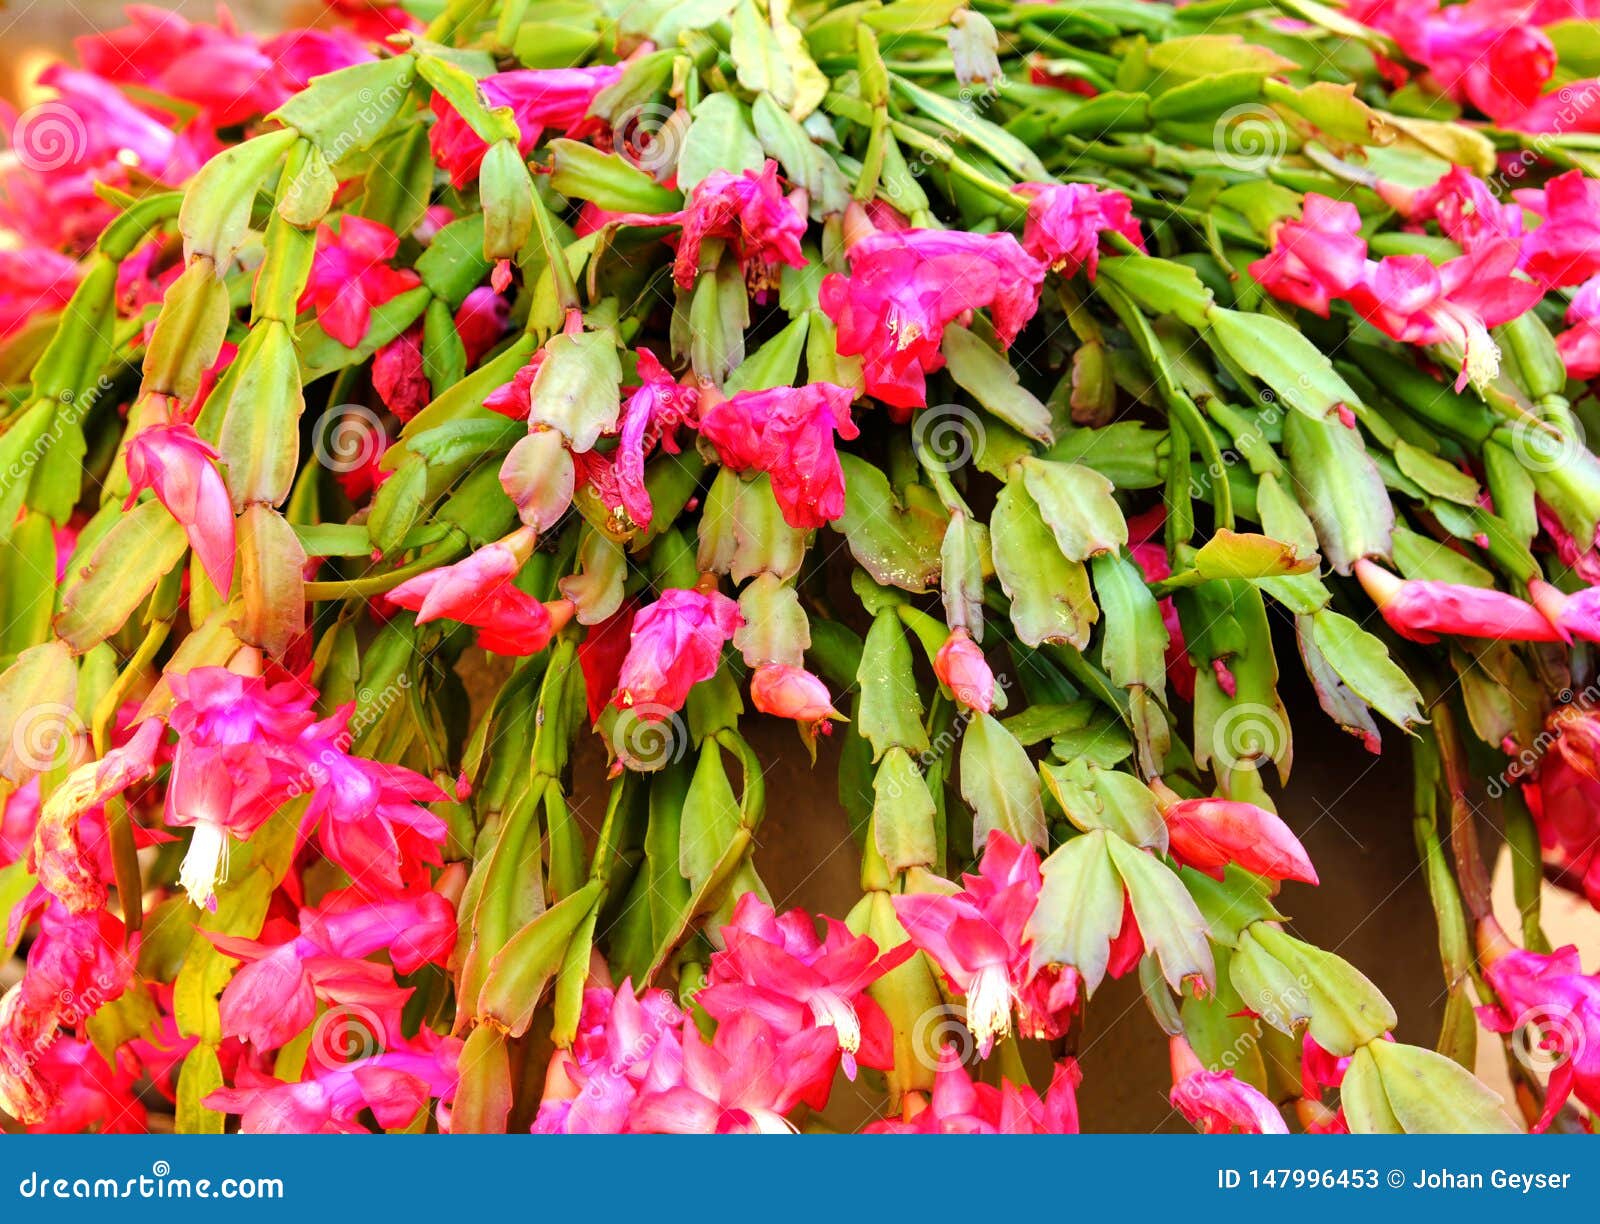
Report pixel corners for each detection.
[178,819,229,911]
[808,991,862,1056]
[965,963,1013,1054]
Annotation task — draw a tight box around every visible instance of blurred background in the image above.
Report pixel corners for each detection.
[2,0,1595,1132]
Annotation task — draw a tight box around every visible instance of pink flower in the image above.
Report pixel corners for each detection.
[212,890,455,1050]
[534,980,684,1133]
[697,895,910,1085]
[1523,707,1600,905]
[934,629,995,713]
[0,248,79,337]
[1557,275,1600,380]
[612,588,742,715]
[697,383,858,529]
[1354,558,1564,644]
[429,66,622,187]
[387,531,561,657]
[749,665,841,726]
[1515,172,1600,289]
[894,830,1077,1054]
[454,286,510,366]
[819,227,1045,409]
[1017,181,1143,277]
[1158,790,1319,885]
[21,1038,146,1133]
[605,349,700,530]
[206,1036,461,1133]
[1385,166,1523,253]
[1529,578,1600,644]
[866,1044,1081,1134]
[1128,507,1196,703]
[1169,1035,1288,1134]
[123,422,236,596]
[298,217,421,348]
[615,160,807,294]
[1251,194,1543,387]
[628,1013,837,1134]
[1477,928,1600,1131]
[371,324,430,421]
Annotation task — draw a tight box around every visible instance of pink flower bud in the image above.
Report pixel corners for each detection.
[1355,558,1564,643]
[749,665,839,723]
[934,629,995,712]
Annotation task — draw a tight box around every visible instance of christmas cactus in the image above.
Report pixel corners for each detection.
[1,0,1599,1136]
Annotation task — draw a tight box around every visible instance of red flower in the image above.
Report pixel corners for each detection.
[371,324,431,421]
[1514,172,1600,288]
[612,588,742,715]
[1017,181,1144,277]
[1557,275,1600,381]
[1158,789,1319,885]
[429,66,622,187]
[819,227,1045,409]
[123,422,236,597]
[1354,558,1564,644]
[1169,1035,1288,1134]
[298,216,421,348]
[934,629,995,713]
[387,530,562,657]
[1523,706,1600,906]
[697,382,858,529]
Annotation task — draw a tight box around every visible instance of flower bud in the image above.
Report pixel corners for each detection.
[934,628,995,712]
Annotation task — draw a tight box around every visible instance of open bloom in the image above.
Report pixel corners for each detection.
[697,895,909,1084]
[819,226,1045,409]
[206,1036,461,1134]
[614,160,807,295]
[866,1044,1081,1134]
[612,588,742,715]
[1477,923,1600,1131]
[1156,786,1318,885]
[628,1013,836,1134]
[1557,276,1600,380]
[1017,181,1143,277]
[299,217,422,348]
[534,981,684,1134]
[894,830,1077,1055]
[1354,558,1564,644]
[124,421,236,596]
[697,383,858,529]
[387,530,562,656]
[1515,172,1600,289]
[1169,1035,1288,1134]
[1251,194,1542,388]
[934,629,995,713]
[429,66,622,186]
[595,349,700,531]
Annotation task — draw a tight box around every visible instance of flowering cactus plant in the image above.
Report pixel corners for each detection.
[3,0,1600,1136]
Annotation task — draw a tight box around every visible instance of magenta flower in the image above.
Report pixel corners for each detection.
[1524,708,1600,906]
[894,830,1077,1054]
[206,1036,461,1134]
[1515,172,1600,289]
[298,216,422,348]
[866,1044,1081,1134]
[1017,181,1144,277]
[606,349,701,530]
[698,382,858,529]
[1354,558,1564,644]
[934,629,995,713]
[371,324,431,421]
[0,248,79,337]
[388,530,561,657]
[429,66,622,187]
[1385,166,1523,254]
[1251,194,1543,387]
[628,1012,836,1134]
[819,227,1045,409]
[615,160,807,294]
[1477,930,1600,1131]
[1157,790,1319,885]
[698,894,910,1083]
[123,421,236,596]
[612,588,742,715]
[1169,1035,1288,1134]
[534,980,684,1133]
[453,286,510,366]
[212,890,455,1050]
